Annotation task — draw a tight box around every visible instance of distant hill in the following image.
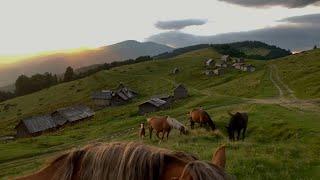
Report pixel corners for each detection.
[0,40,173,87]
[154,41,291,60]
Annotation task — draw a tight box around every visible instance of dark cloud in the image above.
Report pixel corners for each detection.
[155,19,207,30]
[147,14,320,51]
[218,0,320,8]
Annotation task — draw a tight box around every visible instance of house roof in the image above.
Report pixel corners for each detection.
[141,98,167,107]
[206,59,214,65]
[54,105,95,122]
[116,86,137,101]
[175,84,186,91]
[91,90,113,100]
[18,115,57,134]
[221,55,230,61]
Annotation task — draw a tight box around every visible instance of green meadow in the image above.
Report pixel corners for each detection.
[0,48,319,179]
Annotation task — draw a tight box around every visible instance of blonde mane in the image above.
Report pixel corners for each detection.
[23,142,228,180]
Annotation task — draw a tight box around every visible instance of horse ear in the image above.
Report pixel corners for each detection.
[212,145,226,170]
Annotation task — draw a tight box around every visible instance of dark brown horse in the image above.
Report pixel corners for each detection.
[226,112,248,141]
[189,109,216,130]
[16,142,229,180]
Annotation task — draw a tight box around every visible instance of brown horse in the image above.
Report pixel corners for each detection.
[147,116,172,140]
[16,142,229,180]
[226,112,248,141]
[189,109,216,130]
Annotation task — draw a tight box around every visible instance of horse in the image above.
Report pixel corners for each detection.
[166,116,189,135]
[147,116,172,140]
[189,109,216,130]
[148,116,188,141]
[226,112,248,141]
[139,122,146,139]
[16,142,230,180]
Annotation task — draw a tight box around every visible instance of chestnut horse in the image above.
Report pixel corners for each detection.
[16,142,229,180]
[189,109,216,130]
[147,116,188,140]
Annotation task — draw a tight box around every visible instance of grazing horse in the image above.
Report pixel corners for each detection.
[226,112,248,141]
[147,116,188,140]
[189,109,216,130]
[16,142,229,180]
[147,116,172,140]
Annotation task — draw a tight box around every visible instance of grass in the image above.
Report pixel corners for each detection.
[0,48,319,179]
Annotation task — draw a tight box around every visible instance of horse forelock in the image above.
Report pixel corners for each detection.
[181,161,228,180]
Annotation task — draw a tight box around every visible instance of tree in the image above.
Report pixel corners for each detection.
[63,66,74,82]
[314,45,317,50]
[15,75,31,95]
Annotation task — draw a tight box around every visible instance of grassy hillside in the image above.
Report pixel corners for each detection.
[0,48,319,179]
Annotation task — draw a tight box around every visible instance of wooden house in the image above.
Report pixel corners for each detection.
[232,63,245,70]
[174,84,188,99]
[51,105,95,125]
[221,55,231,62]
[91,90,113,107]
[215,60,228,68]
[138,98,169,115]
[15,115,57,137]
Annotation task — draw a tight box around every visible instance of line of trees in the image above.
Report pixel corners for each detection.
[0,56,153,102]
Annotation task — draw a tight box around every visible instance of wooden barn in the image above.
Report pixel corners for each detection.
[51,105,95,125]
[15,115,57,137]
[138,98,169,115]
[174,84,188,99]
[232,63,245,70]
[91,90,113,107]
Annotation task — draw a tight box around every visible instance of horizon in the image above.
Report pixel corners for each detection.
[0,0,319,64]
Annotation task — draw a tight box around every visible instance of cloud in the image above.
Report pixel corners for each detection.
[155,19,207,30]
[218,0,320,8]
[147,14,320,51]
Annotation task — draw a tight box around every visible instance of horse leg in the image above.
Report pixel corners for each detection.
[161,131,165,140]
[149,127,153,139]
[237,129,241,141]
[242,127,247,141]
[190,120,195,129]
[156,131,161,139]
[167,129,171,140]
[231,131,235,141]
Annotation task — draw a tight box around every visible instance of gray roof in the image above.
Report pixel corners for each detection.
[91,90,113,100]
[115,86,137,101]
[55,105,95,122]
[206,59,214,65]
[141,98,167,107]
[175,84,186,90]
[20,115,57,133]
[221,55,230,61]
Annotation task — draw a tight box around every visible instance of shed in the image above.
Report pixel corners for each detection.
[215,60,228,68]
[91,90,113,107]
[174,84,188,99]
[15,115,57,137]
[113,84,138,105]
[232,63,245,70]
[214,68,224,76]
[221,55,231,62]
[138,98,169,115]
[51,105,95,125]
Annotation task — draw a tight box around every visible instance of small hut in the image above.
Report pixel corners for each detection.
[174,84,188,99]
[232,63,245,70]
[15,115,57,137]
[221,55,231,62]
[214,68,224,76]
[138,98,169,115]
[91,90,113,107]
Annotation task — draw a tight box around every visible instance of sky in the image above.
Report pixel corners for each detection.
[0,0,320,62]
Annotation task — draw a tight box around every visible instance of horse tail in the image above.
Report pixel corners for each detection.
[205,112,216,130]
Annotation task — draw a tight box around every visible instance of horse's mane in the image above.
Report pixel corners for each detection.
[40,142,227,180]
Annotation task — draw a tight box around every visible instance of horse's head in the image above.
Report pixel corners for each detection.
[162,145,227,180]
[179,126,189,135]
